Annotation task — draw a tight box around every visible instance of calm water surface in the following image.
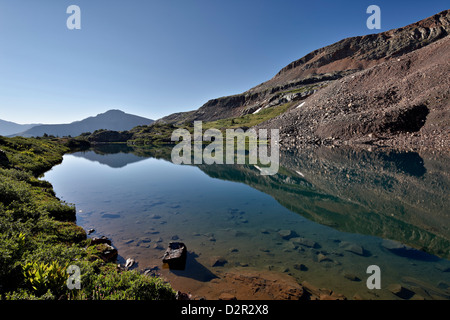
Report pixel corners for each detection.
[43,145,450,299]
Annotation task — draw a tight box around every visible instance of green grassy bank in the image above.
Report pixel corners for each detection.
[0,136,176,300]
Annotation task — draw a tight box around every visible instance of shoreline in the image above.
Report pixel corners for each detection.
[2,136,449,301]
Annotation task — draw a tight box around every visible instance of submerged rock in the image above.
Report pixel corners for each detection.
[153,243,165,250]
[278,230,298,240]
[101,213,121,219]
[387,284,415,299]
[339,241,365,256]
[291,237,318,248]
[233,230,248,237]
[293,263,308,271]
[211,257,228,267]
[143,265,160,277]
[381,239,436,261]
[435,264,450,272]
[381,239,405,251]
[147,230,160,235]
[317,253,332,263]
[401,276,450,299]
[138,237,152,244]
[343,273,361,282]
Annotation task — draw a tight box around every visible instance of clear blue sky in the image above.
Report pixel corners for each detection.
[0,0,448,124]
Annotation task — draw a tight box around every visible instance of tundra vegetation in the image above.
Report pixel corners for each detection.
[81,102,295,147]
[0,136,176,300]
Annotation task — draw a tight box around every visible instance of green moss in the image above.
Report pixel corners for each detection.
[40,201,76,222]
[0,136,69,176]
[22,261,68,296]
[83,266,175,300]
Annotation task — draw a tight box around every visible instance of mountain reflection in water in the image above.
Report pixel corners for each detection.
[71,144,449,259]
[44,144,449,300]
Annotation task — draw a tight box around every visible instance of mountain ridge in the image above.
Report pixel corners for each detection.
[259,9,450,91]
[257,32,449,151]
[11,109,154,138]
[156,9,449,132]
[0,119,40,136]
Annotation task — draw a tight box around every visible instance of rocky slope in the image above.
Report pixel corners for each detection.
[158,9,450,139]
[255,9,450,91]
[257,34,449,151]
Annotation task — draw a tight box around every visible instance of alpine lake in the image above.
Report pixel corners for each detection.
[42,144,450,300]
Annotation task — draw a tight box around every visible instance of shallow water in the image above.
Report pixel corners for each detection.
[42,145,450,299]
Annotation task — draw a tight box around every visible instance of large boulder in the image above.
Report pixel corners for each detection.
[0,149,9,167]
[102,244,118,262]
[162,242,187,270]
[90,236,112,246]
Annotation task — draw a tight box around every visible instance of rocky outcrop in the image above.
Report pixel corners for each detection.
[257,9,449,91]
[87,237,118,263]
[158,10,449,133]
[99,244,118,262]
[162,242,187,270]
[257,34,450,150]
[0,149,9,167]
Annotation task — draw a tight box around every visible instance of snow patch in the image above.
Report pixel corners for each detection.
[296,102,305,109]
[295,170,305,177]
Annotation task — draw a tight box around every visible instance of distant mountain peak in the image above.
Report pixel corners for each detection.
[11,110,154,138]
[0,119,40,136]
[103,109,125,114]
